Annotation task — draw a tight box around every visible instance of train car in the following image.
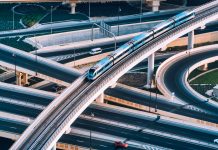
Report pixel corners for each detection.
[87,56,113,80]
[108,41,134,63]
[87,10,195,80]
[153,10,195,37]
[152,19,174,37]
[132,31,154,50]
[172,10,195,26]
[87,42,134,80]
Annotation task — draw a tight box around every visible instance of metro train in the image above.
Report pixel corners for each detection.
[87,10,195,80]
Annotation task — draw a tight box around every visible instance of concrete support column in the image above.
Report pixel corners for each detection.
[146,0,166,12]
[198,63,208,71]
[160,46,167,51]
[110,82,117,88]
[16,72,22,86]
[70,2,76,14]
[62,1,67,5]
[22,72,28,85]
[96,93,104,103]
[16,72,29,86]
[188,30,194,49]
[145,53,155,88]
[65,127,71,134]
[51,144,56,150]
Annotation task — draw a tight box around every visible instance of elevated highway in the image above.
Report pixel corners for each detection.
[0,77,217,149]
[156,44,218,115]
[0,44,81,86]
[1,100,218,150]
[0,8,184,39]
[0,0,155,2]
[1,76,218,124]
[11,1,218,149]
[106,84,218,124]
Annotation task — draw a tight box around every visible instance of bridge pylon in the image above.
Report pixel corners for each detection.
[96,93,104,103]
[16,72,29,86]
[145,53,155,89]
[146,0,166,12]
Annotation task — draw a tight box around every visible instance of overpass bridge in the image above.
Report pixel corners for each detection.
[0,44,81,86]
[1,0,166,13]
[0,86,218,150]
[10,1,218,150]
[156,44,218,116]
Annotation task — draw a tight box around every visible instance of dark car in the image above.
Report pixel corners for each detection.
[52,85,64,92]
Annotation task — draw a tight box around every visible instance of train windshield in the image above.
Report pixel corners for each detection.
[89,69,95,76]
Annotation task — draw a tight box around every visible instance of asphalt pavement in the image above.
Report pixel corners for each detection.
[164,49,218,114]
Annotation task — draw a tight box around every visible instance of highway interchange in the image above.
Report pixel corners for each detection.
[0,1,218,150]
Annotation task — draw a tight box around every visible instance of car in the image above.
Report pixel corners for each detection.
[214,139,218,144]
[114,141,128,148]
[89,47,102,55]
[52,85,64,92]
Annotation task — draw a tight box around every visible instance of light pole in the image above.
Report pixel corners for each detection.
[117,7,121,36]
[51,6,53,34]
[34,36,38,76]
[91,23,117,50]
[155,79,158,112]
[12,53,16,84]
[73,49,75,67]
[88,0,91,18]
[90,113,94,150]
[149,83,151,112]
[13,8,15,30]
[140,0,143,23]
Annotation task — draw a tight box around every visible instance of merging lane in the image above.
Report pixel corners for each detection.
[12,3,218,149]
[163,48,218,114]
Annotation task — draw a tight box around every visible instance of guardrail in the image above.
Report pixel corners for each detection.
[11,2,218,149]
[156,44,218,110]
[10,74,86,149]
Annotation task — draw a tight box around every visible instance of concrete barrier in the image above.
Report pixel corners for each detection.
[167,30,218,48]
[183,57,218,109]
[65,52,111,67]
[25,21,162,47]
[156,44,218,108]
[156,44,218,98]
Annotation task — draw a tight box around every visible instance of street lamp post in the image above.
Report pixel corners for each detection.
[51,6,53,34]
[155,79,158,112]
[13,9,15,30]
[140,0,143,23]
[74,49,75,67]
[90,113,94,150]
[34,35,38,76]
[149,83,151,112]
[12,53,16,84]
[91,23,117,50]
[89,0,91,18]
[117,7,121,36]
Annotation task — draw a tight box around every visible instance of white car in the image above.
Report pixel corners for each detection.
[89,48,102,55]
[214,139,218,144]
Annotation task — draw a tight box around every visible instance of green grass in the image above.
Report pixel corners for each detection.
[0,3,49,30]
[0,69,5,74]
[22,14,45,27]
[40,10,89,24]
[15,4,47,27]
[0,4,24,31]
[191,69,218,84]
[0,37,36,52]
[188,69,203,80]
